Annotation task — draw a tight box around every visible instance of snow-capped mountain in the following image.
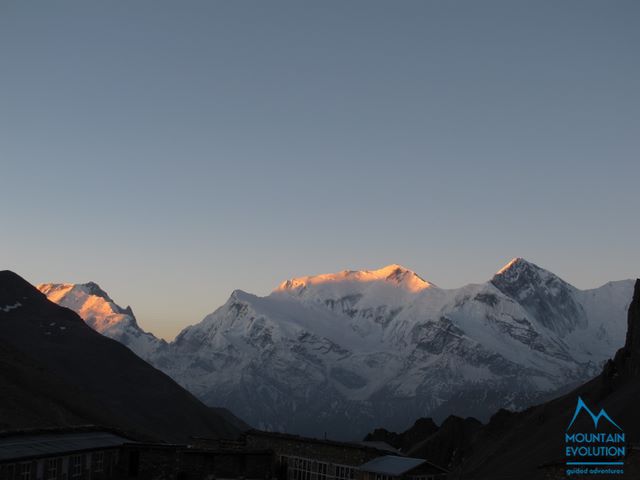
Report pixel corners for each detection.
[37,282,166,362]
[40,259,635,440]
[159,259,632,438]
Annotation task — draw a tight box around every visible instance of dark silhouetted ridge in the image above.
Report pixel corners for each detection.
[0,270,239,442]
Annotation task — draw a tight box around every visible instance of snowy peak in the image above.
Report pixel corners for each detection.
[275,264,436,294]
[37,282,165,361]
[491,257,574,294]
[382,264,435,291]
[81,281,118,305]
[157,261,634,438]
[37,282,135,332]
[491,258,585,335]
[493,257,554,282]
[34,262,634,439]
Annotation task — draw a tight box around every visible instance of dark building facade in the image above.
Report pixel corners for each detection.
[120,443,275,480]
[193,430,445,480]
[0,430,129,480]
[358,456,447,480]
[0,428,447,480]
[195,430,393,480]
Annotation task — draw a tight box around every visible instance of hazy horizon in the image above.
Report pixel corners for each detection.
[2,1,639,339]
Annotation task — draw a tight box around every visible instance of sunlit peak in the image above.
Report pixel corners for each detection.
[276,264,435,293]
[495,257,537,276]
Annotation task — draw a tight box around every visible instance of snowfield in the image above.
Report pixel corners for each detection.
[39,259,635,440]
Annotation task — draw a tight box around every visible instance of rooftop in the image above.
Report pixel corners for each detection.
[0,431,131,462]
[242,430,398,455]
[358,455,448,476]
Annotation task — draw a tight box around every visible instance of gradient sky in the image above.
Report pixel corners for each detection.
[1,1,638,340]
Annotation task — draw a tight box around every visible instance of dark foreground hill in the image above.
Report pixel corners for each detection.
[456,278,640,479]
[0,270,239,442]
[365,279,640,479]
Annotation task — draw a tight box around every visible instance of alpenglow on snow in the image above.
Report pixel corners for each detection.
[39,259,634,439]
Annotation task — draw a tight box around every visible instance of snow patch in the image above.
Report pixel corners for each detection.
[1,302,22,313]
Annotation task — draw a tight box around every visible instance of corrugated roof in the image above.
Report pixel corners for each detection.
[0,432,129,461]
[358,455,426,476]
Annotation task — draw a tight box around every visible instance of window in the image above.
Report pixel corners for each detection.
[4,464,16,480]
[19,462,31,480]
[104,451,113,474]
[128,450,140,477]
[46,458,60,480]
[335,464,354,480]
[71,455,83,479]
[93,452,104,473]
[317,461,328,480]
[284,456,316,480]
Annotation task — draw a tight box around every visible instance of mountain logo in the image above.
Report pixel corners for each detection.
[566,396,622,431]
[564,397,625,474]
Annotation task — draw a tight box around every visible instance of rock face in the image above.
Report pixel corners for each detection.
[0,271,239,442]
[40,259,634,440]
[609,279,640,378]
[491,258,588,335]
[363,417,439,453]
[407,416,483,470]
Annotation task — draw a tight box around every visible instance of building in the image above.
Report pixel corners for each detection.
[0,428,130,480]
[357,456,447,480]
[0,428,276,480]
[228,430,397,480]
[194,430,447,480]
[120,442,275,480]
[0,428,448,480]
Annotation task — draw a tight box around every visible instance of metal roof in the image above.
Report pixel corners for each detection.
[358,455,427,476]
[0,432,129,462]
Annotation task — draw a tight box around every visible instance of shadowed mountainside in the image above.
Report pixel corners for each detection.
[0,270,239,443]
[365,279,640,479]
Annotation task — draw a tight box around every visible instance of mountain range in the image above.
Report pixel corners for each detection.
[0,270,239,442]
[39,258,634,439]
[368,278,640,479]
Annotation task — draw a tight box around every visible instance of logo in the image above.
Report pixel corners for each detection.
[564,397,625,477]
[567,397,623,431]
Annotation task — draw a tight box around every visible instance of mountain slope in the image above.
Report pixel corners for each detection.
[41,260,634,440]
[37,282,165,362]
[160,260,633,439]
[0,271,238,442]
[450,278,640,479]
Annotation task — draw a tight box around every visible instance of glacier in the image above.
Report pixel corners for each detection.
[38,259,634,440]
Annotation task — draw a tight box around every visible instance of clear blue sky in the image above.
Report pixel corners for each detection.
[1,1,638,340]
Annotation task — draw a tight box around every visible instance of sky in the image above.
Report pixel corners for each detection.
[1,1,638,340]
